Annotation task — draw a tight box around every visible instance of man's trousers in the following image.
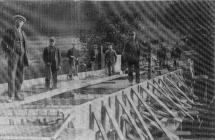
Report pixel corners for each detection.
[107,62,115,76]
[127,60,140,83]
[8,54,24,98]
[45,65,58,88]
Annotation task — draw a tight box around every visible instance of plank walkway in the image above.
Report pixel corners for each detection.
[0,69,127,110]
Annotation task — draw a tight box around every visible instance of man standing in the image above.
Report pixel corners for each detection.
[123,31,140,84]
[157,41,167,69]
[1,15,29,101]
[43,37,61,89]
[171,42,182,70]
[105,43,117,76]
[67,44,79,79]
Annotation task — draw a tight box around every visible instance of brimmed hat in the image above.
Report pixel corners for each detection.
[13,15,26,22]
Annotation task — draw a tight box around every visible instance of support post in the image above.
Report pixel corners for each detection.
[117,97,146,140]
[126,93,154,140]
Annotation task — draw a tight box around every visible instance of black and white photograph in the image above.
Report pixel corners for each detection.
[0,0,214,140]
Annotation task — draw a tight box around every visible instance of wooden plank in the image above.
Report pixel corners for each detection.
[139,84,176,118]
[117,97,146,140]
[148,81,193,119]
[0,69,106,95]
[133,90,179,140]
[181,139,215,140]
[149,81,192,122]
[172,73,190,90]
[93,113,109,140]
[0,136,51,140]
[149,81,179,105]
[52,114,73,139]
[126,93,154,140]
[0,74,126,110]
[165,77,194,104]
[158,79,192,109]
[104,103,125,140]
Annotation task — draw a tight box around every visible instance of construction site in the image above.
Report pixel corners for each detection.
[0,1,214,140]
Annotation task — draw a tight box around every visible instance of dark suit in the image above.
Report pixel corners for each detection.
[1,27,29,98]
[43,46,61,88]
[124,39,140,83]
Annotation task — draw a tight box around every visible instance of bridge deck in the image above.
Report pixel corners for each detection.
[0,69,198,140]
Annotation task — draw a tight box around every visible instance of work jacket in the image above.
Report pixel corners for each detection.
[1,27,29,66]
[43,46,61,69]
[105,49,117,64]
[123,39,140,62]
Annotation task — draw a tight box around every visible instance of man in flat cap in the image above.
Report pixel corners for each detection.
[1,15,29,101]
[123,31,141,84]
[105,43,117,76]
[43,37,61,89]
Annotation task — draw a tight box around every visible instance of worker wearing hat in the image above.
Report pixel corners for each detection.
[105,43,117,76]
[1,15,29,101]
[43,37,61,89]
[123,31,141,84]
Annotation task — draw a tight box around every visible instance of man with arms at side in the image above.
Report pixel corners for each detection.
[105,43,117,76]
[123,31,141,84]
[43,37,61,89]
[1,15,29,101]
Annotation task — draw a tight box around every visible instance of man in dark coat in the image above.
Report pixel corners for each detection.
[43,37,61,89]
[171,43,182,69]
[105,43,117,76]
[123,31,140,84]
[1,15,29,101]
[157,41,167,69]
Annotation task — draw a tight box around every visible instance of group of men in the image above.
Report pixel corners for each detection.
[0,15,79,101]
[1,14,202,102]
[0,14,144,101]
[105,31,141,85]
[157,40,182,70]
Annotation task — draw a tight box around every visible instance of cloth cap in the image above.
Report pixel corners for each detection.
[13,15,26,22]
[49,37,55,42]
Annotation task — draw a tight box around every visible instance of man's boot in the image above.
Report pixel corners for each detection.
[52,83,57,89]
[45,81,50,90]
[14,92,24,101]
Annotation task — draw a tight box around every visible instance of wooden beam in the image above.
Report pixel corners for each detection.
[104,103,125,140]
[93,113,109,140]
[0,74,126,110]
[117,97,146,140]
[0,136,51,140]
[52,114,72,140]
[139,84,176,118]
[126,93,154,140]
[149,81,190,114]
[133,90,179,140]
[150,80,195,121]
[165,77,194,104]
[159,78,192,108]
[172,73,189,90]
